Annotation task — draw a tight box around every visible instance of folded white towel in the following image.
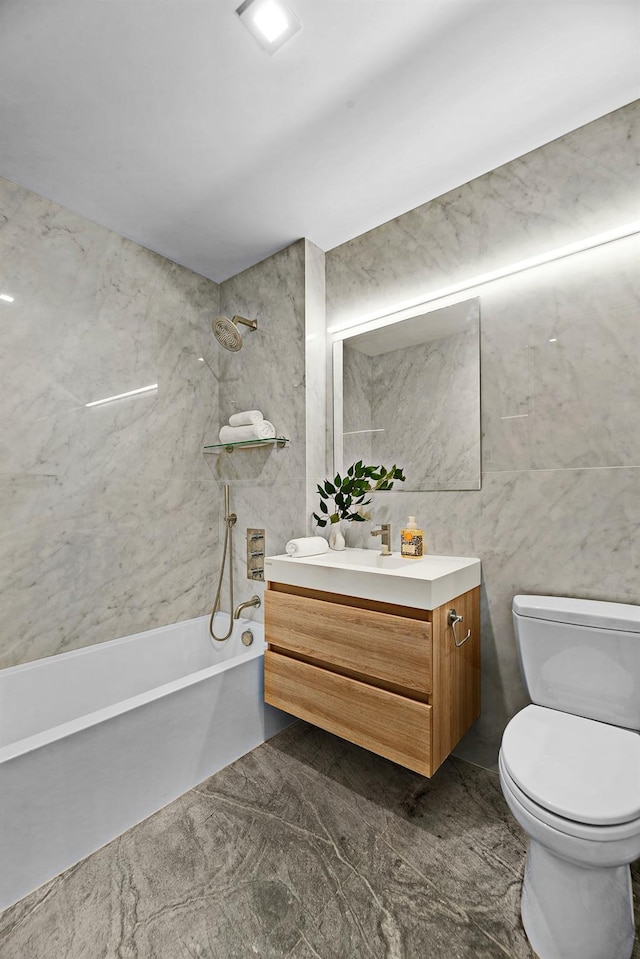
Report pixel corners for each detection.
[219,420,276,444]
[229,410,264,427]
[286,536,330,557]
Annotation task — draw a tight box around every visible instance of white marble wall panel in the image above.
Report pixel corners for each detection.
[481,235,640,473]
[326,101,640,330]
[0,474,219,669]
[215,242,306,480]
[214,241,309,617]
[0,177,222,668]
[304,240,327,534]
[324,101,640,768]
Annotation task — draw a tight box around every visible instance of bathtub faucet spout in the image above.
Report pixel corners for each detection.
[233,594,261,620]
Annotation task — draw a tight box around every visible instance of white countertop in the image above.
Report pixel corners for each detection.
[265,548,481,610]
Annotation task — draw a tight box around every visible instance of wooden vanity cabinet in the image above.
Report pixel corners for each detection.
[264,582,480,777]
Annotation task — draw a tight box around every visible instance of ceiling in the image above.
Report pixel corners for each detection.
[1,1,638,283]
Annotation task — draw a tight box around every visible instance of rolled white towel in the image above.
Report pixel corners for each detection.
[256,420,276,439]
[218,420,276,444]
[229,410,264,427]
[286,536,330,557]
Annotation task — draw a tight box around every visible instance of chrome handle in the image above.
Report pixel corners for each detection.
[448,608,471,647]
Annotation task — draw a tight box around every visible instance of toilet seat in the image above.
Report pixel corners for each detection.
[499,752,640,845]
[501,705,640,826]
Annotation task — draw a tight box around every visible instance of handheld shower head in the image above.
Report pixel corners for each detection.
[212,315,258,352]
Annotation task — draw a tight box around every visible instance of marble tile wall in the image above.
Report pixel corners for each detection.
[326,102,640,331]
[303,241,327,533]
[210,239,315,619]
[325,101,640,767]
[0,176,227,669]
[1,177,319,667]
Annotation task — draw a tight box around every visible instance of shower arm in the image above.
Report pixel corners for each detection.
[232,316,258,332]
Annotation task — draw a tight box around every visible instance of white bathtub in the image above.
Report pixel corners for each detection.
[0,613,293,912]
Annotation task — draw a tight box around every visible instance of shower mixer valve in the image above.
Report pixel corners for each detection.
[246,528,265,581]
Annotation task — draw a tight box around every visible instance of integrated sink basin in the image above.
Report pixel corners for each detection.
[265,548,481,610]
[305,551,410,570]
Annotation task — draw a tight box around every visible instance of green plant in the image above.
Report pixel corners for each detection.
[313,461,406,527]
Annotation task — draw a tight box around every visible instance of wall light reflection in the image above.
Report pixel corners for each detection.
[328,220,640,337]
[85,383,158,408]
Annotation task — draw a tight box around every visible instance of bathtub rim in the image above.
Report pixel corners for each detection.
[0,614,265,765]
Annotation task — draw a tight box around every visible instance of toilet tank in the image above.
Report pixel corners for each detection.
[513,595,640,730]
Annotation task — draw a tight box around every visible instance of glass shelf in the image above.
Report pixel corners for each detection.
[203,436,290,454]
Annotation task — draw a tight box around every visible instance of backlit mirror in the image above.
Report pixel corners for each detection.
[333,298,481,491]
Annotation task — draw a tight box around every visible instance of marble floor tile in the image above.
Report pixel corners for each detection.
[633,860,640,959]
[379,756,531,955]
[289,833,520,959]
[0,722,638,959]
[266,720,425,833]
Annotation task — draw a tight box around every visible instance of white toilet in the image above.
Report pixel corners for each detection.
[499,595,640,959]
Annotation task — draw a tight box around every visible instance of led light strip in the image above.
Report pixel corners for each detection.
[85,383,158,408]
[328,221,640,336]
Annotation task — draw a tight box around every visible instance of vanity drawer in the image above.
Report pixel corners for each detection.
[265,651,432,775]
[265,589,432,696]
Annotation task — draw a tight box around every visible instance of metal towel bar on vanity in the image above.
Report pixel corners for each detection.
[448,609,471,647]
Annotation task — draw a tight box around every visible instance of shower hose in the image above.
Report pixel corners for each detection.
[209,489,236,642]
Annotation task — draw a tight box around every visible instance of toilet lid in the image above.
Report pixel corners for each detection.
[501,705,640,825]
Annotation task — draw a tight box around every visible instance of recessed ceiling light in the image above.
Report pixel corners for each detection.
[0,293,15,303]
[236,0,301,53]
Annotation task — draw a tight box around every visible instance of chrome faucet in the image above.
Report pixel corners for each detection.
[371,523,392,555]
[234,594,261,619]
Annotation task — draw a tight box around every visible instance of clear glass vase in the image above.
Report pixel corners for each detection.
[328,522,346,550]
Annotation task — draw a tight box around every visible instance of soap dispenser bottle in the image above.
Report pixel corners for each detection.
[401,516,424,558]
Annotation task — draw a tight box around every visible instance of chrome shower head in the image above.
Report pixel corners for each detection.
[212,315,258,352]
